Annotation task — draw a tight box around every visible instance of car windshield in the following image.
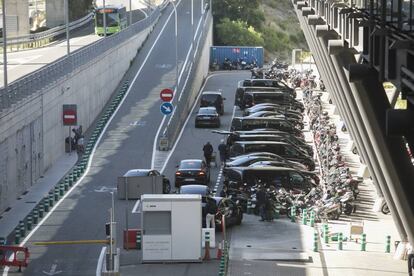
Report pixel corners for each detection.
[180,160,202,169]
[198,108,217,115]
[227,156,255,166]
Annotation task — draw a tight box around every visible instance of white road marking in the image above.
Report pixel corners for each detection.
[158,73,214,173]
[213,105,236,196]
[151,0,204,168]
[2,2,184,276]
[42,264,62,276]
[96,247,107,276]
[132,200,141,213]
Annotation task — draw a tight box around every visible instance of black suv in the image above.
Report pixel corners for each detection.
[223,166,316,191]
[230,117,303,138]
[229,141,315,171]
[200,91,225,115]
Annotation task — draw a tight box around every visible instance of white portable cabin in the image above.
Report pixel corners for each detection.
[141,194,202,263]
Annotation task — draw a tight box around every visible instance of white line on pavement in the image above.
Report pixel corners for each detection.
[132,200,141,213]
[151,2,204,168]
[96,247,107,276]
[2,3,183,276]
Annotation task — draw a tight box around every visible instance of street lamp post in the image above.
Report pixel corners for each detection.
[64,0,70,56]
[103,0,107,37]
[2,0,8,89]
[129,0,132,26]
[170,0,178,90]
[191,0,194,45]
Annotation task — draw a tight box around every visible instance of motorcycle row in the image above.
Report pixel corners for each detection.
[220,57,258,71]
[221,69,363,223]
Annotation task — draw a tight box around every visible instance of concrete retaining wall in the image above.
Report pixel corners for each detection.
[0,22,155,213]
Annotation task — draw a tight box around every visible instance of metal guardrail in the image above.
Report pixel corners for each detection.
[0,7,161,114]
[0,12,94,47]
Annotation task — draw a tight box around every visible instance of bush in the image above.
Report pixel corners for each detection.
[216,18,264,46]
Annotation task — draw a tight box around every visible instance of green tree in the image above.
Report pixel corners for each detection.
[70,0,93,20]
[212,0,264,30]
[216,18,264,46]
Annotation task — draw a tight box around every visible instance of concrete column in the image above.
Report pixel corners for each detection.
[4,0,30,37]
[45,0,64,28]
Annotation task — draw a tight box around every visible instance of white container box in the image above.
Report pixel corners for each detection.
[141,194,202,263]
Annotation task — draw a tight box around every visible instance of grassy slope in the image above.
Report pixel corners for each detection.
[260,0,308,62]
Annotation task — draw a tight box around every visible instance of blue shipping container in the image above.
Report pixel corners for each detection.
[210,46,264,68]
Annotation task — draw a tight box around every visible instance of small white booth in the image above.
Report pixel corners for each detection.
[141,194,202,263]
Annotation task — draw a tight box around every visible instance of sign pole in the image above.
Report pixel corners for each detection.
[2,0,8,90]
[125,177,129,250]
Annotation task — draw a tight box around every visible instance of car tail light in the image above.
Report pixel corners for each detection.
[175,171,181,176]
[198,171,205,176]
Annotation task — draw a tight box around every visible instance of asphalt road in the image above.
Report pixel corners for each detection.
[162,71,251,193]
[0,8,148,87]
[118,71,251,275]
[3,1,205,275]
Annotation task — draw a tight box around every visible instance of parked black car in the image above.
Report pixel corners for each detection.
[175,159,210,187]
[240,79,292,89]
[242,91,304,111]
[230,117,303,138]
[200,91,225,115]
[223,166,317,191]
[213,197,243,230]
[246,111,304,129]
[235,86,295,108]
[243,105,303,120]
[229,141,315,170]
[228,134,313,157]
[195,107,220,128]
[225,155,307,171]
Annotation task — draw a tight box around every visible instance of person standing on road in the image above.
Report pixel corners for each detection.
[205,197,218,229]
[256,186,267,221]
[203,142,214,167]
[218,139,227,166]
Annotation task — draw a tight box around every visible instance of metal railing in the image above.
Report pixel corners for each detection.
[0,7,161,114]
[0,12,94,47]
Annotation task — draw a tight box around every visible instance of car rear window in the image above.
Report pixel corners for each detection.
[201,94,220,104]
[198,108,216,115]
[180,161,202,169]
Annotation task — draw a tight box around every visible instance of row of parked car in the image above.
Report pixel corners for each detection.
[221,79,319,203]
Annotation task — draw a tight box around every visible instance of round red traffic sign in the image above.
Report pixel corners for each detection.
[160,88,174,102]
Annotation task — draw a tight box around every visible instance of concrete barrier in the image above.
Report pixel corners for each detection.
[0,17,158,214]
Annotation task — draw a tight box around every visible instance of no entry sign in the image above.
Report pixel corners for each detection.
[160,88,174,102]
[63,104,77,126]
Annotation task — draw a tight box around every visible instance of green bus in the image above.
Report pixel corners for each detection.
[95,5,127,36]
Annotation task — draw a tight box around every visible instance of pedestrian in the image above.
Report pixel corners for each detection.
[256,186,267,221]
[218,139,227,166]
[203,142,214,167]
[408,244,414,276]
[205,197,218,229]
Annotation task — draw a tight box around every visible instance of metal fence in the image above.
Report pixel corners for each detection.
[0,12,94,47]
[161,9,212,148]
[0,7,161,114]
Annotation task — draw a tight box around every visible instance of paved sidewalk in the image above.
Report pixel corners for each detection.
[0,153,77,242]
